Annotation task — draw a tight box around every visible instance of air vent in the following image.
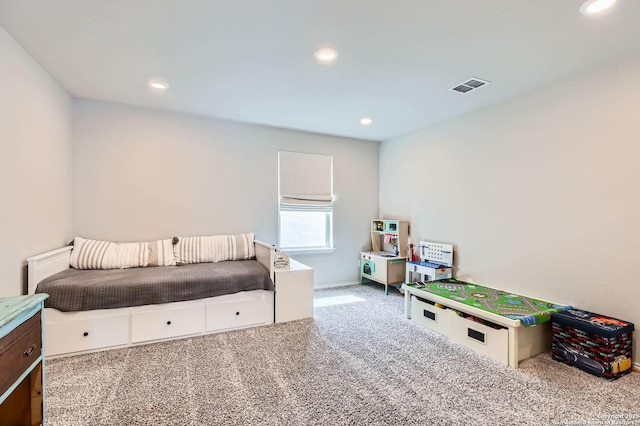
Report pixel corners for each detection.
[449,77,491,94]
[451,85,473,94]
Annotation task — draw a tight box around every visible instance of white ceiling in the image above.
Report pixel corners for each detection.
[1,0,640,141]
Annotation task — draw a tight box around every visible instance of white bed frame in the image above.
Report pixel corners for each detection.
[27,240,278,359]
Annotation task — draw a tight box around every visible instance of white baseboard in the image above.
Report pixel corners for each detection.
[314,281,360,290]
[634,362,640,372]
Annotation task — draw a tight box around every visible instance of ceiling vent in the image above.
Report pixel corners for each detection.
[449,77,490,94]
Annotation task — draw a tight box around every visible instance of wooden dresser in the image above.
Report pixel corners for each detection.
[0,294,48,426]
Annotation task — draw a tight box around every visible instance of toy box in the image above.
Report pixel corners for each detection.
[551,309,634,380]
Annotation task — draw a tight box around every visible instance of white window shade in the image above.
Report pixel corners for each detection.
[279,151,333,209]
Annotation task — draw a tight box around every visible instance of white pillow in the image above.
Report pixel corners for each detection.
[148,239,177,267]
[70,237,145,269]
[173,232,255,265]
[70,237,176,269]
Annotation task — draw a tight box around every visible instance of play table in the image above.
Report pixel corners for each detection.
[402,278,572,367]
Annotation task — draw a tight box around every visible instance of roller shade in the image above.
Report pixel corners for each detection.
[279,151,333,211]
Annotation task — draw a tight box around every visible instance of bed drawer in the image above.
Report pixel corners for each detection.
[206,295,270,332]
[45,311,129,357]
[0,312,41,397]
[131,305,205,343]
[410,295,451,335]
[449,315,509,365]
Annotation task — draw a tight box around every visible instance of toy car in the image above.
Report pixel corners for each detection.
[555,342,605,377]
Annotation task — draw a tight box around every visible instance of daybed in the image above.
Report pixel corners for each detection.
[402,278,572,368]
[27,234,279,358]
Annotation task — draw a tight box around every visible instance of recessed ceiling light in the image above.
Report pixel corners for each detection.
[314,47,338,64]
[148,79,169,91]
[360,117,373,126]
[580,0,616,15]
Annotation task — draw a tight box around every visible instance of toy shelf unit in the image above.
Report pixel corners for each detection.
[370,220,409,257]
[406,241,453,283]
[361,219,409,295]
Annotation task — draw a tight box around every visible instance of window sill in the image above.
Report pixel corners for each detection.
[280,247,336,256]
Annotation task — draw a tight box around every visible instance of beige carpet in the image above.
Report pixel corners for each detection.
[45,284,640,425]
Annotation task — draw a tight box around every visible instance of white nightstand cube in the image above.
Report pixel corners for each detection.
[274,259,314,323]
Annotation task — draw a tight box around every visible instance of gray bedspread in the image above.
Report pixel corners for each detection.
[35,260,274,312]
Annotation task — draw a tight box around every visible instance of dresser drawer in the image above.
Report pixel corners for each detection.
[449,314,509,365]
[45,311,129,357]
[131,305,205,343]
[410,295,452,335]
[206,294,270,332]
[0,312,41,396]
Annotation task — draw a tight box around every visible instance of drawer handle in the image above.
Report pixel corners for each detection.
[167,321,172,325]
[23,344,37,357]
[423,309,436,321]
[83,332,89,337]
[468,328,486,344]
[235,312,240,316]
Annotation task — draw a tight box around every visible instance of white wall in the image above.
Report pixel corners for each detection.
[72,100,379,286]
[0,26,72,296]
[380,51,640,355]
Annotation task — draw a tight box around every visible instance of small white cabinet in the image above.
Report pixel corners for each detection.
[274,259,314,323]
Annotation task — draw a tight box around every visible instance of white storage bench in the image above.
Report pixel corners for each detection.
[403,281,571,368]
[43,291,273,358]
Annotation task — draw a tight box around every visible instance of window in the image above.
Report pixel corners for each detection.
[278,151,333,251]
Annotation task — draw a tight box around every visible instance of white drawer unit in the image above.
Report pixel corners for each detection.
[404,284,553,368]
[44,309,129,357]
[448,313,509,366]
[206,294,271,331]
[131,305,205,343]
[41,291,275,358]
[410,296,450,335]
[410,295,509,365]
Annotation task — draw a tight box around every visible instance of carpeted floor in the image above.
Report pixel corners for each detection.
[45,284,640,426]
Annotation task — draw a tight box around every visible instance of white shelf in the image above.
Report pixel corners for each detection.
[275,259,314,323]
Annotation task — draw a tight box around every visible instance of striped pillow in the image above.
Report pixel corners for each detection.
[70,237,176,270]
[148,239,176,267]
[173,232,255,265]
[70,237,147,270]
